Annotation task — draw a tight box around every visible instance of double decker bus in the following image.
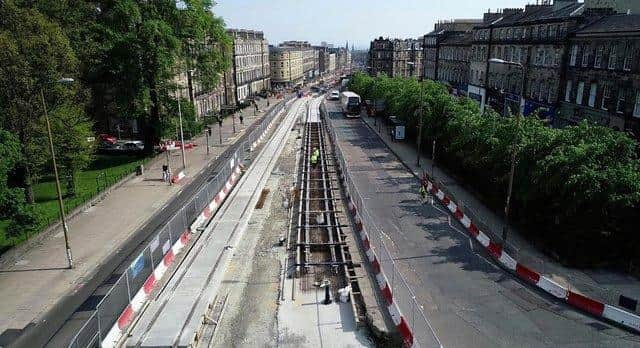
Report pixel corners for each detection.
[340,91,362,118]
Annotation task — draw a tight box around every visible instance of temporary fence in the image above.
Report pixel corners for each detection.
[323,116,442,348]
[68,97,292,348]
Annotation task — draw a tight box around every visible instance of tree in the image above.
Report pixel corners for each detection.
[0,130,36,237]
[0,1,82,203]
[92,0,231,155]
[350,73,640,266]
[45,103,95,197]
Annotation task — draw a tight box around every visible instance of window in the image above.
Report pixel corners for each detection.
[582,46,590,67]
[623,45,632,71]
[617,90,626,113]
[588,83,597,107]
[523,27,529,39]
[550,25,557,38]
[548,82,556,104]
[506,46,512,61]
[533,26,539,39]
[634,91,640,117]
[507,28,513,39]
[595,46,604,68]
[570,45,578,66]
[539,80,547,101]
[531,80,540,99]
[543,49,551,66]
[565,81,572,102]
[576,82,585,105]
[554,50,561,67]
[609,45,618,69]
[601,84,611,109]
[540,25,548,39]
[536,49,544,65]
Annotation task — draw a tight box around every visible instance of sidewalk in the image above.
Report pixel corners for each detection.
[360,114,640,316]
[0,97,277,346]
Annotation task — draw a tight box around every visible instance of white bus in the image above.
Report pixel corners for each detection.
[340,91,362,118]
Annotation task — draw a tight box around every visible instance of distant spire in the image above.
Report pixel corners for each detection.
[346,41,349,50]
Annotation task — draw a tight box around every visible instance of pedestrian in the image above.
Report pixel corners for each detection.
[419,185,427,201]
[239,114,244,125]
[267,99,270,107]
[253,101,259,115]
[218,116,223,128]
[162,164,169,182]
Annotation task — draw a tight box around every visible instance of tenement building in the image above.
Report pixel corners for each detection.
[437,32,473,96]
[280,41,318,80]
[368,37,423,78]
[228,29,271,104]
[269,46,304,88]
[474,2,585,118]
[558,14,640,133]
[423,19,480,84]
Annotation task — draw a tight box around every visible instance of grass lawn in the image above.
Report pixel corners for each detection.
[0,154,149,253]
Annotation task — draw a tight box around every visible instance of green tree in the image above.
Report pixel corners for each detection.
[351,73,640,266]
[0,130,36,236]
[159,98,202,140]
[92,0,231,155]
[43,104,95,197]
[0,1,82,203]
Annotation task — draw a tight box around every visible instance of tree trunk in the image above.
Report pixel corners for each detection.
[66,169,76,198]
[143,75,160,156]
[24,165,35,204]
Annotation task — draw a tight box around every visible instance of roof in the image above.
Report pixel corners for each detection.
[574,14,640,35]
[475,3,584,29]
[440,33,472,46]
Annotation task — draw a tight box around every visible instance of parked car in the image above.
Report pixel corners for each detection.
[121,141,144,152]
[98,133,117,145]
[327,90,340,101]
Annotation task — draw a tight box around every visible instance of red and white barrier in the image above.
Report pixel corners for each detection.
[423,176,640,333]
[349,199,414,347]
[171,170,186,184]
[101,230,191,348]
[190,165,243,231]
[101,162,247,348]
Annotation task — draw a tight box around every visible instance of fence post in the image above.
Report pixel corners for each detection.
[97,310,102,344]
[125,270,132,301]
[411,296,416,329]
[391,261,396,292]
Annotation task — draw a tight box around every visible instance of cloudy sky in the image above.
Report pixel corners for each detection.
[213,0,538,49]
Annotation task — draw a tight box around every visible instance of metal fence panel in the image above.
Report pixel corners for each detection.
[126,248,153,295]
[96,275,130,339]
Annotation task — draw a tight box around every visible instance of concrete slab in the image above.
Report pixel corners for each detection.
[278,278,372,348]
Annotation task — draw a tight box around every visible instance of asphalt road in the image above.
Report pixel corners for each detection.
[38,100,287,348]
[325,101,640,348]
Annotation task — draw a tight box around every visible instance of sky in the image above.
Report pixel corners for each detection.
[213,0,539,49]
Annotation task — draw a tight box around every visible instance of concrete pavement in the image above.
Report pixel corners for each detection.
[0,96,278,347]
[325,101,640,347]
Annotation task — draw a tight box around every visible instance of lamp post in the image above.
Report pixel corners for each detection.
[488,58,525,244]
[41,77,75,269]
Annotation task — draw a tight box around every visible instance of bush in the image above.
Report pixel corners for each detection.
[349,72,640,267]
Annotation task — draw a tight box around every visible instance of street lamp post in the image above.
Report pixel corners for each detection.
[40,77,75,269]
[177,96,187,170]
[488,58,525,244]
